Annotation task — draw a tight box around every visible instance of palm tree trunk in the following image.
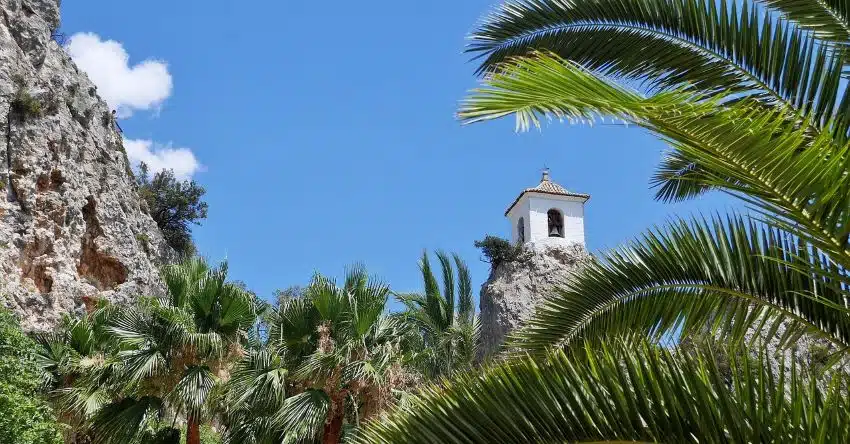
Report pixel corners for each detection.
[186,417,200,444]
[322,409,344,444]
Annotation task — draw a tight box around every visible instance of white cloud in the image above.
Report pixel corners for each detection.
[65,33,173,117]
[124,139,202,180]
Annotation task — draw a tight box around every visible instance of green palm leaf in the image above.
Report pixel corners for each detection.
[754,0,850,44]
[168,365,216,420]
[161,256,208,308]
[453,253,474,325]
[353,340,850,443]
[271,390,330,444]
[227,348,288,411]
[460,54,850,260]
[268,297,320,360]
[346,274,390,340]
[436,251,456,326]
[468,0,843,129]
[402,251,480,378]
[90,396,161,444]
[309,273,345,325]
[420,251,448,330]
[509,215,850,354]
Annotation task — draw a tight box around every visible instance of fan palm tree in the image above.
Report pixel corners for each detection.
[38,257,257,444]
[34,303,117,442]
[396,251,478,378]
[221,266,413,444]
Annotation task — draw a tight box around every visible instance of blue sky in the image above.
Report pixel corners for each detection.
[60,0,736,306]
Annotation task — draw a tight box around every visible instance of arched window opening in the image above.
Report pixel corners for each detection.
[547,209,564,238]
[517,217,525,243]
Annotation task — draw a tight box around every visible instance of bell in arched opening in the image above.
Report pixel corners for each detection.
[547,209,564,238]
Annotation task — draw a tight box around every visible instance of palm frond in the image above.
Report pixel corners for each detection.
[651,151,714,201]
[453,253,474,325]
[161,256,208,308]
[117,347,166,388]
[460,54,850,262]
[226,348,288,412]
[190,263,228,330]
[647,105,850,260]
[308,273,344,325]
[217,282,257,332]
[436,251,456,326]
[468,0,843,129]
[168,365,217,420]
[508,214,850,354]
[754,0,850,44]
[53,385,111,420]
[271,390,330,444]
[268,297,319,359]
[353,339,850,443]
[90,396,161,444]
[419,251,448,330]
[347,275,390,340]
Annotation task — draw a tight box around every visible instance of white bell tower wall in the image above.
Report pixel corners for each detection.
[527,195,585,246]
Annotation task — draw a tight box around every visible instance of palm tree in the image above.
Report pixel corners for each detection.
[396,251,478,378]
[221,266,413,444]
[354,0,850,440]
[34,303,117,442]
[353,338,850,443]
[459,0,850,358]
[39,257,256,444]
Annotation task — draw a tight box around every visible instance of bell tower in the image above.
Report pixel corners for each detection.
[505,169,590,246]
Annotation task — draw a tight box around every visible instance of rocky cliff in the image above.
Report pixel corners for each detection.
[0,0,171,330]
[479,240,591,357]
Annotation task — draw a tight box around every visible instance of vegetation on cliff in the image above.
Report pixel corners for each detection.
[0,309,62,444]
[136,163,209,256]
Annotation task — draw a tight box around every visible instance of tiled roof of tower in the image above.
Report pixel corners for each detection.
[505,170,590,216]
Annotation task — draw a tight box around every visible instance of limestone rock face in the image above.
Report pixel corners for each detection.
[0,0,171,330]
[479,240,591,357]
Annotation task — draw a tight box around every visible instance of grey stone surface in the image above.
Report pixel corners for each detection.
[479,240,591,358]
[0,0,171,330]
[739,321,849,388]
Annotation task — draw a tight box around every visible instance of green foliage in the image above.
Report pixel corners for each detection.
[10,88,42,119]
[178,425,220,444]
[136,162,208,255]
[382,0,850,441]
[222,266,412,444]
[473,235,523,269]
[34,257,256,444]
[354,339,850,443]
[146,427,180,444]
[458,6,850,359]
[396,251,479,379]
[0,309,62,444]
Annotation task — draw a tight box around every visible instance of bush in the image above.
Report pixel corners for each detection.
[11,88,42,119]
[0,309,63,443]
[474,235,524,269]
[136,162,208,255]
